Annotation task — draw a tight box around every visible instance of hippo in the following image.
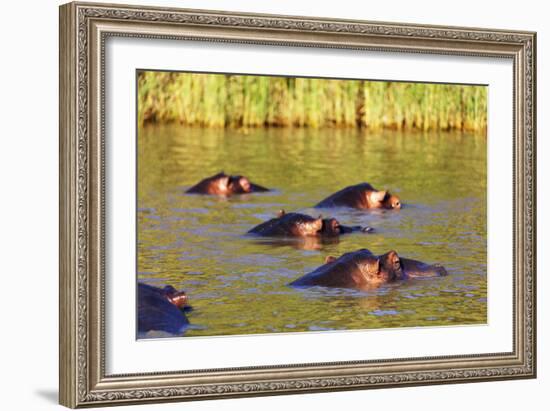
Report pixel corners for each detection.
[186,172,270,196]
[315,183,401,210]
[248,210,373,237]
[137,283,191,335]
[289,249,447,290]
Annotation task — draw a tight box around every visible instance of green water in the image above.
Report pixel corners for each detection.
[137,125,487,337]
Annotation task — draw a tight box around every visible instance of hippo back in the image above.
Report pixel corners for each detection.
[290,249,375,288]
[248,213,319,237]
[315,183,375,208]
[185,172,227,194]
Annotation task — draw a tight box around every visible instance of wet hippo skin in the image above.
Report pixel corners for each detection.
[137,283,190,335]
[248,210,373,237]
[186,171,270,196]
[315,183,401,210]
[289,249,447,290]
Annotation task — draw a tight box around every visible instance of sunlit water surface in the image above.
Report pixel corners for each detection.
[138,125,487,337]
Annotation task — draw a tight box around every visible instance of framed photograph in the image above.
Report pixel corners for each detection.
[59,1,536,408]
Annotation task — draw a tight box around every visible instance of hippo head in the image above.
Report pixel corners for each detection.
[320,218,343,236]
[187,172,270,196]
[367,190,401,210]
[378,250,405,280]
[320,217,373,236]
[212,174,253,195]
[227,175,253,194]
[162,285,188,308]
[274,210,323,237]
[384,194,401,210]
[297,217,324,237]
[356,250,404,284]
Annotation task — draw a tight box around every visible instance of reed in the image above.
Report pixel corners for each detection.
[137,71,487,132]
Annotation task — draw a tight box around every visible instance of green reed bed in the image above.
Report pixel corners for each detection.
[138,71,487,132]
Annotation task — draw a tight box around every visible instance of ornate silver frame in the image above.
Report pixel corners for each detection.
[59,1,536,408]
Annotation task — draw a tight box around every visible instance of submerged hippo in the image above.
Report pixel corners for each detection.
[248,210,373,237]
[289,249,447,290]
[315,183,401,210]
[138,283,191,335]
[186,172,270,196]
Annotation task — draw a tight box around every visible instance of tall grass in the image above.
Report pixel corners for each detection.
[138,71,487,132]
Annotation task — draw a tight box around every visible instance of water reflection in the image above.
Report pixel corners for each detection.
[248,234,346,251]
[137,125,487,337]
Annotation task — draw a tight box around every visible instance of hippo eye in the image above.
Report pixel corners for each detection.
[393,201,400,208]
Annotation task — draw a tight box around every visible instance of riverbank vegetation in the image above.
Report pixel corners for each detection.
[138,71,487,132]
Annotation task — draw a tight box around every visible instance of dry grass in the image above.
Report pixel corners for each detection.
[138,71,487,132]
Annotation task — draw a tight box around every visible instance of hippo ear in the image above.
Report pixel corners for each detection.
[324,256,337,264]
[277,209,286,218]
[370,190,387,203]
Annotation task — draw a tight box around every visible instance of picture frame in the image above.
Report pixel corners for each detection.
[59,1,536,408]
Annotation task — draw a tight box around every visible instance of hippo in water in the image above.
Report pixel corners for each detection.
[315,183,401,210]
[138,283,191,335]
[289,249,447,290]
[248,210,373,237]
[186,172,270,196]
